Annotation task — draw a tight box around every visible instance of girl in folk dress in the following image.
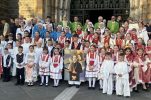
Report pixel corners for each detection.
[98,48,106,90]
[57,31,67,48]
[86,45,99,89]
[50,48,63,87]
[39,47,50,86]
[25,45,37,86]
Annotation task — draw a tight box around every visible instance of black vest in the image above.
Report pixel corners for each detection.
[16,54,24,63]
[6,55,11,66]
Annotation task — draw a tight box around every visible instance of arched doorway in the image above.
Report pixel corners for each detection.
[70,0,130,24]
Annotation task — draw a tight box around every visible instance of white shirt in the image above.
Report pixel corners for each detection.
[22,43,31,54]
[114,61,129,79]
[100,60,114,78]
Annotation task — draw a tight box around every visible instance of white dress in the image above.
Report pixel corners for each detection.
[85,52,99,78]
[39,54,50,76]
[50,55,63,79]
[25,52,37,82]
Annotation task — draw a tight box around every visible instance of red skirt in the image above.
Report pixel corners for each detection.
[139,65,151,83]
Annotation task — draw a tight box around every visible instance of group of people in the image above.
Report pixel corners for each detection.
[0,15,151,98]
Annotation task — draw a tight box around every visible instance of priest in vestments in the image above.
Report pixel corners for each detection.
[107,16,119,34]
[71,16,82,32]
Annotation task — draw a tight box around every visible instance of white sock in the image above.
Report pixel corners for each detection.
[41,76,44,83]
[56,79,59,86]
[92,78,96,87]
[99,80,103,89]
[45,76,48,84]
[88,78,92,87]
[54,79,57,86]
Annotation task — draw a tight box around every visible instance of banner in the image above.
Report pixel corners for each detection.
[64,49,86,82]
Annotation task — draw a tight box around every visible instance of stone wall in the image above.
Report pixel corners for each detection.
[18,0,37,19]
[0,0,151,22]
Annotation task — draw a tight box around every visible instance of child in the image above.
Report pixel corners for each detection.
[100,52,114,95]
[98,48,106,90]
[50,48,63,87]
[3,48,12,82]
[85,45,99,89]
[14,46,25,85]
[39,47,50,86]
[114,53,130,97]
[57,31,67,48]
[47,39,54,55]
[25,45,37,86]
[68,54,82,88]
[7,43,15,76]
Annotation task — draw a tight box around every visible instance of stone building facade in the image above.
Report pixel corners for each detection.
[0,0,151,22]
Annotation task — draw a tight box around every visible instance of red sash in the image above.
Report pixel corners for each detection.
[41,54,49,62]
[92,38,99,44]
[89,52,96,66]
[58,36,66,48]
[53,55,60,68]
[116,39,123,48]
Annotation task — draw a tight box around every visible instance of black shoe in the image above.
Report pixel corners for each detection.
[142,88,148,91]
[52,85,56,87]
[99,88,103,91]
[88,87,91,90]
[76,85,80,88]
[15,83,20,85]
[134,89,139,93]
[125,96,130,98]
[20,83,24,86]
[68,84,72,87]
[92,87,95,90]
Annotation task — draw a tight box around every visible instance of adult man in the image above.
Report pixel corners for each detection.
[107,16,119,34]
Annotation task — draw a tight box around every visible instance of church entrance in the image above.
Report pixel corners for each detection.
[70,0,130,24]
[88,10,114,23]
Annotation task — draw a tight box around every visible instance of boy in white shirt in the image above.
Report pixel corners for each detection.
[114,53,130,97]
[100,52,114,95]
